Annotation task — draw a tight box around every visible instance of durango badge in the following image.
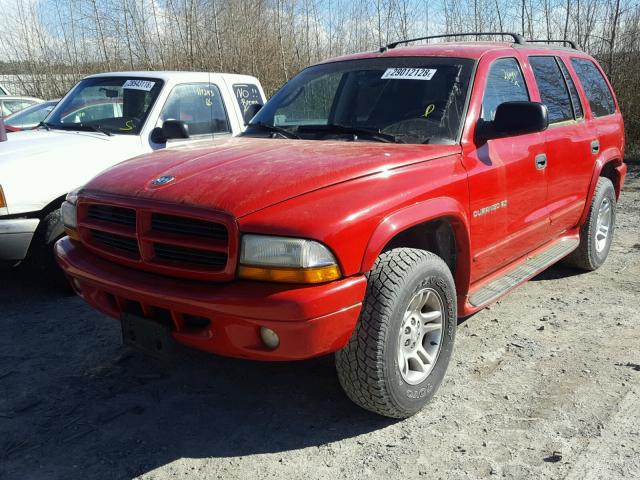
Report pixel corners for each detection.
[150,175,175,187]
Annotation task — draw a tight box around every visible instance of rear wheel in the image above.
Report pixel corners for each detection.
[335,248,457,418]
[564,177,616,271]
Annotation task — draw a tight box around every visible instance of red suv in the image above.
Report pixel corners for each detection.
[56,33,626,418]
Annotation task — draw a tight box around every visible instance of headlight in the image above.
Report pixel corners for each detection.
[238,234,341,283]
[61,188,81,239]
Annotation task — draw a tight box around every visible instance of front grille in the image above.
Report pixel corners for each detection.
[78,199,236,281]
[88,205,136,227]
[91,230,139,257]
[151,213,228,240]
[154,243,227,268]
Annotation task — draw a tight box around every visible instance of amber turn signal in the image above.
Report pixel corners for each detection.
[65,227,81,242]
[238,264,341,283]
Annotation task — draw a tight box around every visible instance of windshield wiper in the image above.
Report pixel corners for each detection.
[247,122,300,139]
[37,121,53,131]
[80,124,113,136]
[296,124,403,143]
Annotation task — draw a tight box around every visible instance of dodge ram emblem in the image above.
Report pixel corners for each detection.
[150,175,175,187]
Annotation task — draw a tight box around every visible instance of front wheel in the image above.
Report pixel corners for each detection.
[335,248,457,418]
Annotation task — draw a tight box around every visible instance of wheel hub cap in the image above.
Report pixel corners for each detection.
[397,288,445,385]
[595,197,612,253]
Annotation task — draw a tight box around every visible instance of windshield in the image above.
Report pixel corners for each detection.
[46,77,163,135]
[5,101,57,129]
[245,57,474,144]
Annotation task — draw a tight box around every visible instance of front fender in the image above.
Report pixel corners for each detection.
[360,197,472,295]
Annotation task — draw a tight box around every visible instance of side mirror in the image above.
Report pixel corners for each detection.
[150,120,190,144]
[477,101,548,141]
[243,103,263,125]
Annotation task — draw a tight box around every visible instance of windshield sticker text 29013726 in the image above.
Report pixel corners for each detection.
[122,79,156,91]
[381,68,437,81]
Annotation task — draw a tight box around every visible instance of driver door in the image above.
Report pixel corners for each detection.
[154,83,232,148]
[463,56,550,283]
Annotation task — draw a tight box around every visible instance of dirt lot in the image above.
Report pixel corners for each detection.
[1,167,639,480]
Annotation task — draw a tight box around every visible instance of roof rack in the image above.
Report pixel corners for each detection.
[381,32,526,52]
[527,39,579,50]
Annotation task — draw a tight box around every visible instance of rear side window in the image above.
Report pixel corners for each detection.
[481,58,529,121]
[570,58,616,117]
[557,59,583,119]
[233,84,264,124]
[530,56,573,124]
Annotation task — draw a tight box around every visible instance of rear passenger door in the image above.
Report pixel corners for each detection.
[529,56,593,236]
[569,58,622,187]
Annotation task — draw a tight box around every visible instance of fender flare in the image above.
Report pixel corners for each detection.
[579,148,626,225]
[360,197,472,295]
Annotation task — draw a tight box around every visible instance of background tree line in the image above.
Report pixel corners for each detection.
[0,0,638,154]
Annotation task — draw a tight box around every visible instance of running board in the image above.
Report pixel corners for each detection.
[468,238,579,308]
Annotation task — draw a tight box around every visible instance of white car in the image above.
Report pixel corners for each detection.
[0,96,44,117]
[0,71,266,270]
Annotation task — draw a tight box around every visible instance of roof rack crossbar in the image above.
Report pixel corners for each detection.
[527,39,579,50]
[381,32,526,52]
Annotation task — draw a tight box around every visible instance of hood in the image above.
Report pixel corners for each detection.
[0,129,143,214]
[84,137,460,218]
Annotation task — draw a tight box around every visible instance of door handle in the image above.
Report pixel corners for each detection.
[591,140,600,154]
[535,153,547,170]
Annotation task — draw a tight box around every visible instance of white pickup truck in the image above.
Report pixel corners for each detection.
[0,71,266,270]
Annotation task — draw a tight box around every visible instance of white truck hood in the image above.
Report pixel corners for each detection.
[0,129,144,214]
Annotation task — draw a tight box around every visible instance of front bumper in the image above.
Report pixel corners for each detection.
[0,218,40,261]
[55,238,367,361]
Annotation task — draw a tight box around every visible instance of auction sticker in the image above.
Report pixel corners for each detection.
[381,68,437,80]
[123,79,156,91]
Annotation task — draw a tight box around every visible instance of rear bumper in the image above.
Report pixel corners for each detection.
[0,218,39,261]
[55,237,366,361]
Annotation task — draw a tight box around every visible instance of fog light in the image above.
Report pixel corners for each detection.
[260,327,280,349]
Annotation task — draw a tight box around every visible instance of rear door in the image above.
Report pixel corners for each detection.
[528,55,593,236]
[464,56,549,282]
[569,57,623,181]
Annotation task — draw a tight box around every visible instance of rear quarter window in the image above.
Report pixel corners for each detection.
[233,84,264,124]
[570,58,616,117]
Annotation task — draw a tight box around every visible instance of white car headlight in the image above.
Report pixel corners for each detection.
[61,188,81,232]
[239,234,341,283]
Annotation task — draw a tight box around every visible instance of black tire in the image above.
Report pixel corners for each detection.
[563,177,616,271]
[335,248,457,418]
[26,209,68,288]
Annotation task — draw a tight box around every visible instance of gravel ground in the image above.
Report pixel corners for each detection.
[1,166,639,480]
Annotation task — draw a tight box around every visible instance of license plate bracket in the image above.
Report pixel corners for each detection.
[121,313,174,358]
